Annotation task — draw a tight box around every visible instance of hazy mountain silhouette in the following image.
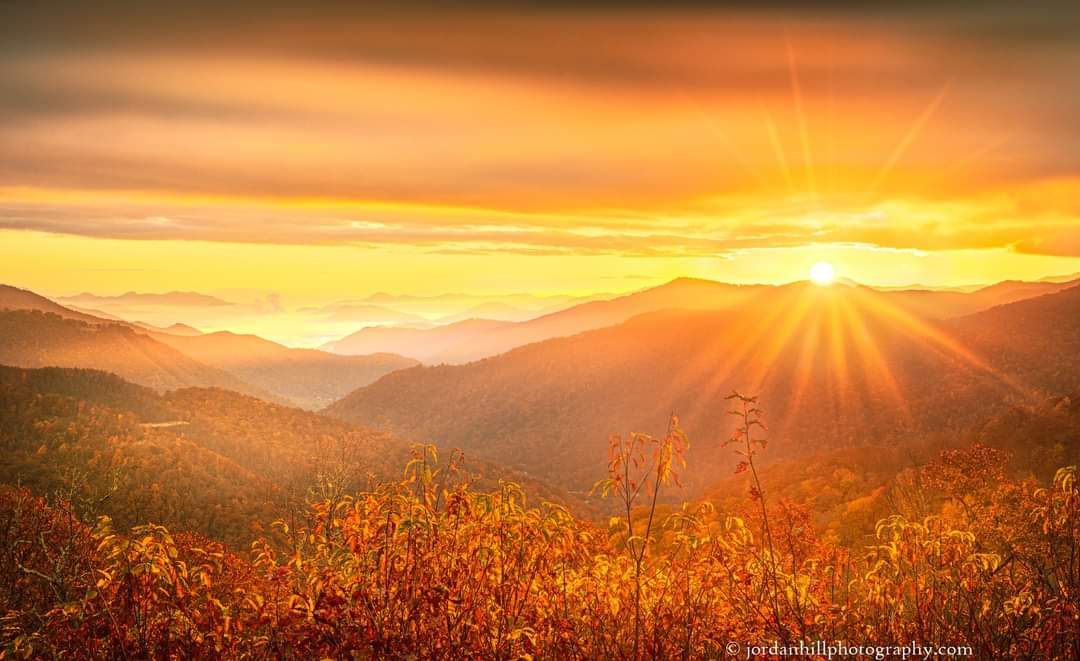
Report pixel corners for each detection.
[149,330,419,409]
[135,321,203,336]
[358,291,598,314]
[436,302,540,324]
[322,276,1080,364]
[59,291,233,306]
[1,285,109,323]
[323,279,767,363]
[305,303,433,326]
[325,284,1080,496]
[321,319,513,363]
[1037,271,1080,283]
[3,285,203,336]
[0,309,278,400]
[1,285,416,409]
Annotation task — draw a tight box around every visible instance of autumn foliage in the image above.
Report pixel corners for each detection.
[2,405,1079,659]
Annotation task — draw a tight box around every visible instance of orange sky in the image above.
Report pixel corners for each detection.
[2,2,1080,300]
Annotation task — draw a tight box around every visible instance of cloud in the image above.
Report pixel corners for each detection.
[3,182,1079,259]
[2,2,1079,200]
[1,0,1079,262]
[1014,228,1080,258]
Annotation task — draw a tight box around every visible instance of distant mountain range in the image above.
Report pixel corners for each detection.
[148,329,418,409]
[321,279,768,362]
[356,291,603,316]
[320,319,513,363]
[1,284,109,323]
[59,290,234,306]
[324,282,1080,496]
[0,308,277,399]
[436,302,541,324]
[303,303,432,326]
[321,275,1080,364]
[4,275,1080,526]
[1,285,416,408]
[135,321,203,336]
[1038,271,1080,283]
[8,274,1079,416]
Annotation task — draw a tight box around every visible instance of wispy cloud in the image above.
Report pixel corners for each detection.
[3,182,1079,257]
[2,0,1079,286]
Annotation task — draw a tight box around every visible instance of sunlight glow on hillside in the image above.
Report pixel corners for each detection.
[3,4,1080,657]
[659,282,1041,444]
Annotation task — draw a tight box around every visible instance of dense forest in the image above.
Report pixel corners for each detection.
[1,285,1078,658]
[0,366,584,549]
[1,401,1077,658]
[326,285,1080,496]
[4,0,1080,654]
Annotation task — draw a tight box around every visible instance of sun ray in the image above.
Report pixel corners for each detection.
[762,107,796,194]
[826,296,851,396]
[739,286,817,388]
[667,286,799,417]
[847,286,1036,400]
[657,286,794,425]
[835,294,912,421]
[682,94,768,186]
[825,45,836,198]
[666,284,816,437]
[657,316,740,418]
[863,82,951,200]
[829,296,874,435]
[780,300,824,427]
[786,35,818,198]
[926,132,1013,190]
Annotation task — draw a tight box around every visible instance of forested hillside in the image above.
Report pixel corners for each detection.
[326,285,1080,495]
[706,390,1080,546]
[321,276,1080,364]
[150,330,418,409]
[0,311,276,399]
[0,285,107,323]
[2,407,1076,659]
[0,286,420,410]
[0,366,585,547]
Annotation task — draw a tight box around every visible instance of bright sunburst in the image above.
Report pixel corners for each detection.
[810,261,836,285]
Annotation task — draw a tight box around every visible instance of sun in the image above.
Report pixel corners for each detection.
[810,261,835,285]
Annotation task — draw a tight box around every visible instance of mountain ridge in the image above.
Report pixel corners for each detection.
[149,329,419,409]
[0,309,281,400]
[320,275,1080,364]
[324,283,1080,496]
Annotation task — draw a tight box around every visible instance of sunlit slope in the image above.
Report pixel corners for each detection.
[322,276,1079,364]
[325,284,1080,496]
[2,284,206,333]
[321,319,512,363]
[0,285,418,409]
[150,330,419,409]
[0,310,278,400]
[161,387,591,516]
[0,366,281,546]
[704,389,1080,546]
[322,279,785,363]
[878,276,1080,319]
[1,284,111,324]
[0,365,594,545]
